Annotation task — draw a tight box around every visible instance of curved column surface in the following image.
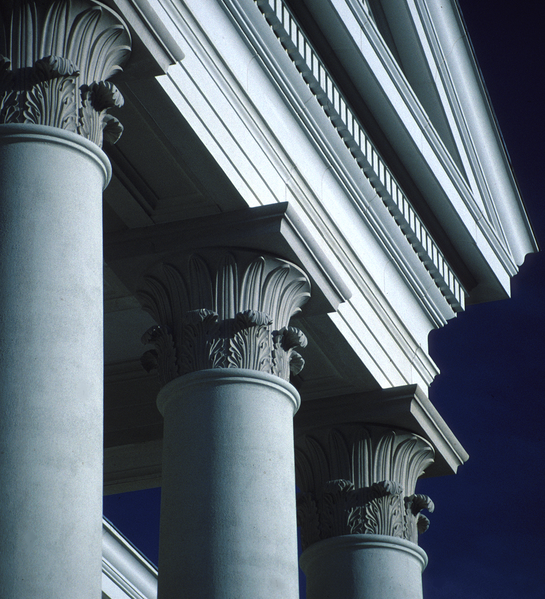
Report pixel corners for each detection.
[0,124,110,598]
[157,368,301,599]
[300,534,428,599]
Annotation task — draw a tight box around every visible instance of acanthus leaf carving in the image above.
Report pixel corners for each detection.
[79,81,124,145]
[362,488,405,537]
[138,253,311,385]
[0,1,130,146]
[141,325,178,387]
[295,426,435,550]
[404,493,435,543]
[23,56,80,131]
[228,315,273,372]
[273,326,308,378]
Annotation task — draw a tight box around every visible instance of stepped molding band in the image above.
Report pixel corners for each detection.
[255,0,465,310]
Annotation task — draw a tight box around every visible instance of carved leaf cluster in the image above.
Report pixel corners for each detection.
[297,478,434,550]
[138,254,311,385]
[295,426,435,550]
[0,1,130,146]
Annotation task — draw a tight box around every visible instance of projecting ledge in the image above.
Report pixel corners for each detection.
[294,385,469,477]
[104,202,351,316]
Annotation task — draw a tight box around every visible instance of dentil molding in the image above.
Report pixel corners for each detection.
[296,425,435,550]
[139,251,311,385]
[0,0,131,146]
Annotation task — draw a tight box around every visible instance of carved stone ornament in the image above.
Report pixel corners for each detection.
[0,0,131,146]
[295,425,435,550]
[138,251,311,385]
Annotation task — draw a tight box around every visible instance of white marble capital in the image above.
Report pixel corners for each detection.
[296,424,435,549]
[296,424,434,599]
[0,0,131,146]
[139,250,311,383]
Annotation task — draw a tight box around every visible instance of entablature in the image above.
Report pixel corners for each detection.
[282,0,536,302]
[102,0,464,391]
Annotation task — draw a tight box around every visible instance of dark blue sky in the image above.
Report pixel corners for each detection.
[104,2,545,596]
[418,1,545,596]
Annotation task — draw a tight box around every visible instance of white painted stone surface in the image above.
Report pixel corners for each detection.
[0,124,110,598]
[300,534,428,599]
[156,368,301,599]
[102,518,158,599]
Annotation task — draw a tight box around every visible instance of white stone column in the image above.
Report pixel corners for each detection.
[139,251,311,599]
[0,2,130,598]
[296,425,435,599]
[301,535,428,599]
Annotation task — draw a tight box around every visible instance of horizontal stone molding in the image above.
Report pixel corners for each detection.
[0,122,112,186]
[156,367,301,416]
[299,533,428,599]
[299,533,428,573]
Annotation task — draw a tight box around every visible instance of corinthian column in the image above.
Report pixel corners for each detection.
[139,251,311,599]
[296,425,435,599]
[0,2,130,598]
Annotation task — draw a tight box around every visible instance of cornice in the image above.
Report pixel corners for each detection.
[422,0,537,265]
[255,0,465,312]
[383,0,507,237]
[341,0,518,268]
[218,0,459,324]
[296,0,529,298]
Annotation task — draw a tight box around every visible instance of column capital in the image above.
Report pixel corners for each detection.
[139,250,311,385]
[296,424,435,550]
[0,0,131,146]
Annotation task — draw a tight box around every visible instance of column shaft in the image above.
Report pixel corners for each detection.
[135,251,311,598]
[0,125,110,598]
[301,535,427,599]
[157,369,301,598]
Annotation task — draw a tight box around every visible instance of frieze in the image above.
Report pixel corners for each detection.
[139,253,311,384]
[0,0,130,146]
[296,426,435,549]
